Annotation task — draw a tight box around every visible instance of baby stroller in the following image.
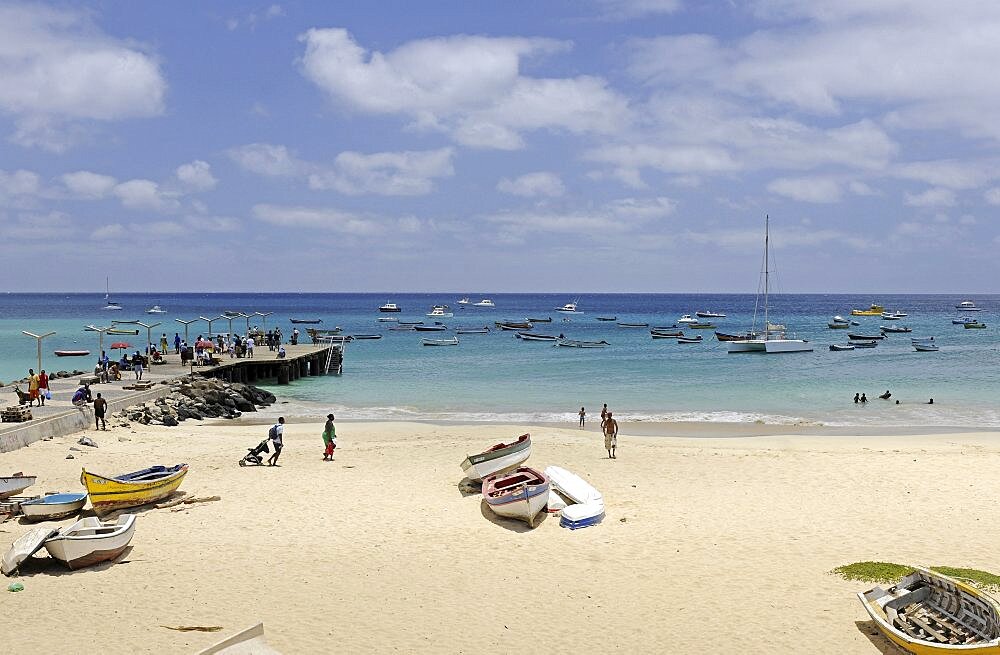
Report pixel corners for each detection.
[239,439,270,467]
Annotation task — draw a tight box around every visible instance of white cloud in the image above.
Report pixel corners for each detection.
[91,223,126,241]
[483,196,675,241]
[62,171,117,198]
[984,188,1000,206]
[227,4,285,31]
[767,176,843,203]
[228,143,305,176]
[497,172,565,197]
[0,4,165,150]
[113,179,179,212]
[308,148,454,196]
[596,0,681,20]
[0,169,41,197]
[298,28,629,149]
[892,160,996,190]
[252,204,382,235]
[175,160,218,192]
[904,187,957,207]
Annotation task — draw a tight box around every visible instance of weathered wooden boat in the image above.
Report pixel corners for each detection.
[858,567,1000,653]
[0,474,36,499]
[829,344,855,351]
[20,493,87,521]
[515,332,559,341]
[45,514,136,570]
[421,337,459,346]
[688,322,715,329]
[525,317,552,323]
[81,464,188,514]
[850,340,879,348]
[617,322,649,328]
[677,335,703,343]
[496,321,532,330]
[881,325,913,333]
[455,327,490,334]
[461,433,531,482]
[349,334,382,340]
[556,339,609,348]
[595,316,617,321]
[196,622,279,655]
[965,321,988,329]
[851,303,885,316]
[290,318,322,324]
[848,333,886,340]
[54,350,91,357]
[915,343,940,352]
[413,324,448,332]
[482,467,550,528]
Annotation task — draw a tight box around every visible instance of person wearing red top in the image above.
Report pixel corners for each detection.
[37,370,49,406]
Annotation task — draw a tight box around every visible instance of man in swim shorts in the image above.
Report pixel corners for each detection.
[603,411,618,459]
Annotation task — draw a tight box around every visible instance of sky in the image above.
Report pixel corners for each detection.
[1,0,999,293]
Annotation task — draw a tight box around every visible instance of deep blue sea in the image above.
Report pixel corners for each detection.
[1,293,998,428]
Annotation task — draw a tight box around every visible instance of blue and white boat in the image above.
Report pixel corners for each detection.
[20,493,88,521]
[544,465,605,529]
[559,503,606,529]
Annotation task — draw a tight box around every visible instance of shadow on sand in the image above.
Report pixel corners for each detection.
[479,499,547,533]
[15,544,135,578]
[855,620,907,654]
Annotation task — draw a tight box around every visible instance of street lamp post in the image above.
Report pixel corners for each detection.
[253,311,273,335]
[22,330,56,373]
[86,325,110,358]
[199,315,225,338]
[136,321,161,361]
[174,318,204,349]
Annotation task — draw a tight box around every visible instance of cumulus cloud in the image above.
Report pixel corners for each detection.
[984,188,1000,206]
[0,169,41,197]
[113,179,179,212]
[298,28,629,149]
[175,160,218,192]
[227,4,285,31]
[596,0,682,20]
[767,176,844,203]
[308,148,454,195]
[497,172,565,197]
[91,223,127,241]
[252,204,382,235]
[484,196,675,242]
[62,171,117,198]
[0,4,166,150]
[904,187,957,207]
[228,143,305,177]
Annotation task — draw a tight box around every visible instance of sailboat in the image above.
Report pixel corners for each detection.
[728,216,812,354]
[102,277,122,311]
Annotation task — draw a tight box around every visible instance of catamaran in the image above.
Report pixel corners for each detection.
[728,217,812,354]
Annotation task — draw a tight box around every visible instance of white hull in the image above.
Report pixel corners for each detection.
[543,466,604,506]
[486,492,549,525]
[0,476,36,499]
[21,496,87,521]
[461,447,531,482]
[426,312,454,318]
[728,338,813,353]
[43,514,136,570]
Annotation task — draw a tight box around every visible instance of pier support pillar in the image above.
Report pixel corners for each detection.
[278,364,289,385]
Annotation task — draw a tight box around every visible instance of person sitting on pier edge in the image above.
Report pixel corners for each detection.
[277,345,286,358]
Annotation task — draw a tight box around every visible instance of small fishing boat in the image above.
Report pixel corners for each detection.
[379,302,402,313]
[515,332,559,341]
[555,301,582,313]
[851,303,884,316]
[290,318,322,324]
[455,327,490,334]
[422,337,459,346]
[828,321,850,329]
[617,322,649,328]
[688,322,715,329]
[651,330,683,339]
[556,339,609,348]
[965,321,988,329]
[696,311,727,318]
[377,317,398,323]
[525,317,552,323]
[850,340,879,348]
[482,467,550,528]
[0,474,36,499]
[880,325,913,333]
[473,299,496,308]
[54,350,91,357]
[714,331,756,341]
[858,567,1000,653]
[544,466,604,506]
[677,335,703,343]
[457,297,470,305]
[20,493,87,521]
[389,325,417,331]
[914,343,940,352]
[956,300,983,312]
[81,464,188,514]
[426,305,454,318]
[145,305,167,315]
[497,321,532,330]
[399,321,424,325]
[595,316,617,322]
[461,434,531,482]
[223,310,243,317]
[45,514,136,570]
[349,334,382,340]
[954,317,975,325]
[677,315,698,324]
[912,336,935,343]
[880,311,905,320]
[848,333,886,340]
[107,328,140,335]
[413,324,448,332]
[652,324,681,330]
[829,344,855,351]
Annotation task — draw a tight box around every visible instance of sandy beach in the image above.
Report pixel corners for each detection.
[2,418,999,654]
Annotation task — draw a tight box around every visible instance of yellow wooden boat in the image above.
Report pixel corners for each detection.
[851,303,885,316]
[858,567,1000,653]
[80,464,188,514]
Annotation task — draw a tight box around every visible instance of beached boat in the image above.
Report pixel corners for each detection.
[555,301,582,313]
[525,316,552,323]
[413,324,448,332]
[455,327,490,334]
[965,321,988,329]
[617,322,649,328]
[473,299,496,308]
[677,315,698,324]
[677,335,703,343]
[914,343,940,352]
[497,321,532,330]
[426,305,454,318]
[422,337,459,346]
[20,493,87,521]
[880,325,913,333]
[460,433,531,482]
[145,305,167,315]
[196,622,279,655]
[45,514,136,570]
[696,311,727,318]
[81,464,188,514]
[688,322,715,329]
[595,316,617,322]
[556,339,609,348]
[0,474,36,499]
[829,344,855,351]
[956,300,983,312]
[848,333,886,340]
[515,332,559,341]
[851,303,885,316]
[858,567,1000,653]
[850,340,879,348]
[379,302,401,313]
[54,350,91,357]
[544,466,604,506]
[289,318,322,324]
[482,467,550,528]
[560,503,606,529]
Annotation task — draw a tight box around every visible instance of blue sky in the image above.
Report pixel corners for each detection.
[2,0,999,293]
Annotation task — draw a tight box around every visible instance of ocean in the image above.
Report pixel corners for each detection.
[1,292,997,428]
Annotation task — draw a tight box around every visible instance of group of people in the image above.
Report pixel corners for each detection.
[262,413,338,466]
[577,403,619,459]
[855,391,934,405]
[25,368,49,406]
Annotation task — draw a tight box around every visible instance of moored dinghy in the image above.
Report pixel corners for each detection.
[460,433,531,482]
[0,474,36,499]
[81,464,188,514]
[858,567,1000,653]
[482,467,550,528]
[20,493,88,521]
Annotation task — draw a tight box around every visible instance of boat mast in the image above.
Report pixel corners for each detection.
[763,215,769,340]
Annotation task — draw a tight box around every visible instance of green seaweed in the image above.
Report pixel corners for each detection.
[833,562,1000,592]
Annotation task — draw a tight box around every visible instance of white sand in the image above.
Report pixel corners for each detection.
[2,420,999,653]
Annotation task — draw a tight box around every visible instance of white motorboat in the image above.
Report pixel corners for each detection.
[728,216,812,354]
[379,302,402,313]
[555,301,581,313]
[426,305,454,318]
[20,493,87,521]
[0,474,36,499]
[677,315,698,324]
[956,300,982,312]
[473,298,496,308]
[914,343,939,352]
[880,311,907,320]
[457,297,470,305]
[145,305,167,314]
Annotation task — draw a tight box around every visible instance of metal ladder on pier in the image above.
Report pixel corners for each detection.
[320,338,343,374]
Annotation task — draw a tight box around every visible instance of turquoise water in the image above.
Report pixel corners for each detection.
[1,293,998,428]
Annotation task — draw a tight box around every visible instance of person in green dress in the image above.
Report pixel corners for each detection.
[323,413,337,461]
